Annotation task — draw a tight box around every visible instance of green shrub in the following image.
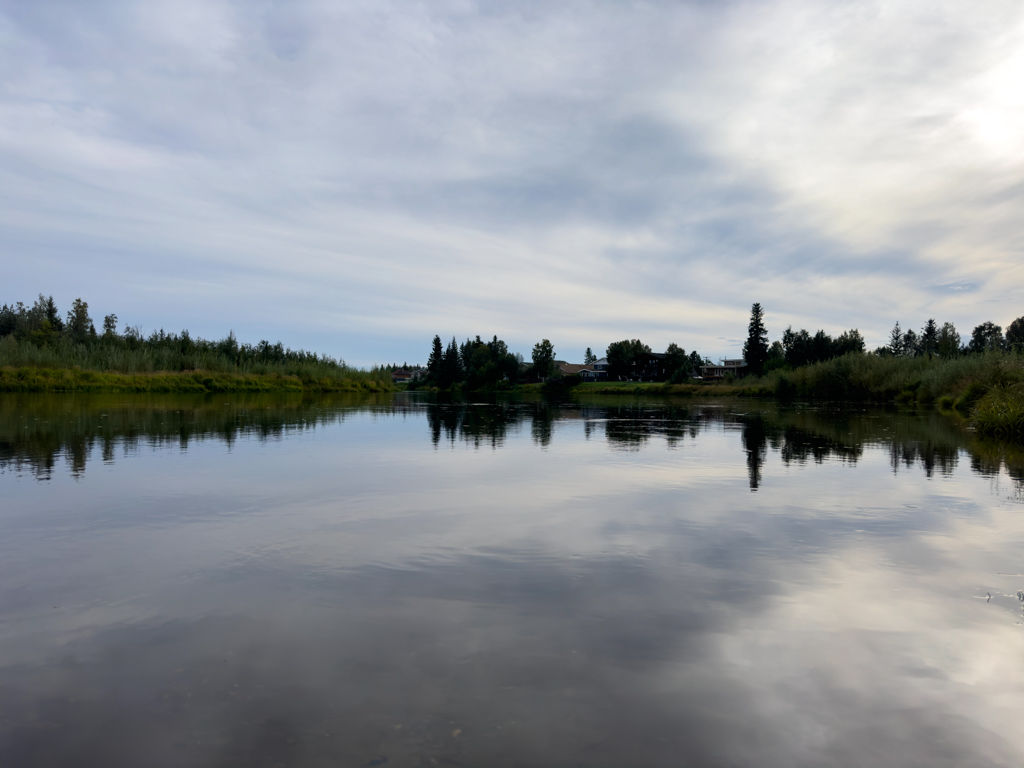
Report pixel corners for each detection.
[954,381,988,413]
[974,385,1024,438]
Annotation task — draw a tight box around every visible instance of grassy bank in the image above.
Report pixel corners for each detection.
[0,335,393,392]
[0,367,392,393]
[575,352,1024,438]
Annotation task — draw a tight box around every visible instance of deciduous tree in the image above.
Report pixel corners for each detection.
[969,322,1004,353]
[531,339,555,379]
[1006,317,1024,351]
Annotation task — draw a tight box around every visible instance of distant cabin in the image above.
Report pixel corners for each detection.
[700,359,746,381]
[392,369,413,383]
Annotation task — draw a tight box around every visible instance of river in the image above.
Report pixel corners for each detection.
[1,392,1022,766]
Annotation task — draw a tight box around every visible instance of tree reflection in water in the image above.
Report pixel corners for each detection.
[4,393,1024,495]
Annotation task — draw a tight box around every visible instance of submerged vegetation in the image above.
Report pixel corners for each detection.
[0,294,392,392]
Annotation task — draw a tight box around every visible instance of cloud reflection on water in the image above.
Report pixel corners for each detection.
[1,393,1024,766]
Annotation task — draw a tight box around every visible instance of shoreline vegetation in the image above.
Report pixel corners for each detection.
[4,294,1024,438]
[411,307,1024,440]
[0,295,393,393]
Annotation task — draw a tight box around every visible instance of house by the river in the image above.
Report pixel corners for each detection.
[700,359,746,381]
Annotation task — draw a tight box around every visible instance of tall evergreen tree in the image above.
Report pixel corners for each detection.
[44,296,64,332]
[888,322,904,357]
[742,303,769,375]
[902,329,920,357]
[584,347,596,365]
[920,319,938,357]
[427,335,443,383]
[441,337,462,388]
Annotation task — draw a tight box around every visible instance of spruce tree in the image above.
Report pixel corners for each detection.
[441,337,462,388]
[427,335,443,384]
[889,322,904,357]
[742,303,769,375]
[920,319,938,357]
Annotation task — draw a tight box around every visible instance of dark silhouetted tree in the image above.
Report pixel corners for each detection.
[606,339,651,380]
[1006,316,1024,351]
[584,347,597,365]
[531,339,555,379]
[440,337,462,388]
[66,298,93,344]
[938,322,960,358]
[765,340,786,371]
[742,302,769,375]
[427,335,444,383]
[902,328,920,357]
[688,350,705,374]
[665,342,687,381]
[969,322,1004,353]
[920,319,938,357]
[44,296,64,332]
[833,329,865,356]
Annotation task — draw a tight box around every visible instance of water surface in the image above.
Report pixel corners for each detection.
[2,393,1023,767]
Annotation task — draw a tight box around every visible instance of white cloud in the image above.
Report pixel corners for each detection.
[1,0,1023,364]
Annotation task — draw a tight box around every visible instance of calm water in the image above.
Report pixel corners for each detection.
[2,393,1024,767]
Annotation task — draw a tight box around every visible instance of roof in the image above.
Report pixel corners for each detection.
[557,363,595,375]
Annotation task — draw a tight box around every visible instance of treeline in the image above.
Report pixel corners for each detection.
[418,333,712,389]
[742,303,1024,377]
[0,294,390,388]
[605,340,706,382]
[878,318,1024,357]
[422,335,524,389]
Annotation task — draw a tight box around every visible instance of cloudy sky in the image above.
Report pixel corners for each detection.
[2,0,1023,366]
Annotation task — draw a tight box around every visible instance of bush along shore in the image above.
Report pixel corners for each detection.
[0,295,393,393]
[571,352,1024,438]
[0,366,392,393]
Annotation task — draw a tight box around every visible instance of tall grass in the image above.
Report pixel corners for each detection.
[758,351,1024,403]
[973,385,1024,438]
[578,351,1024,439]
[0,336,393,391]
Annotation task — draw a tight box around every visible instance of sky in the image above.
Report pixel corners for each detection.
[2,0,1023,367]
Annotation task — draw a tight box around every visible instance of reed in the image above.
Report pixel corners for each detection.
[578,351,1024,438]
[973,385,1024,438]
[0,336,393,392]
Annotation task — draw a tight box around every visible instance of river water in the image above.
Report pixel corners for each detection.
[1,393,1023,767]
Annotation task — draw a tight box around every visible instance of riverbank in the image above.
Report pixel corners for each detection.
[0,367,394,393]
[565,352,1024,438]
